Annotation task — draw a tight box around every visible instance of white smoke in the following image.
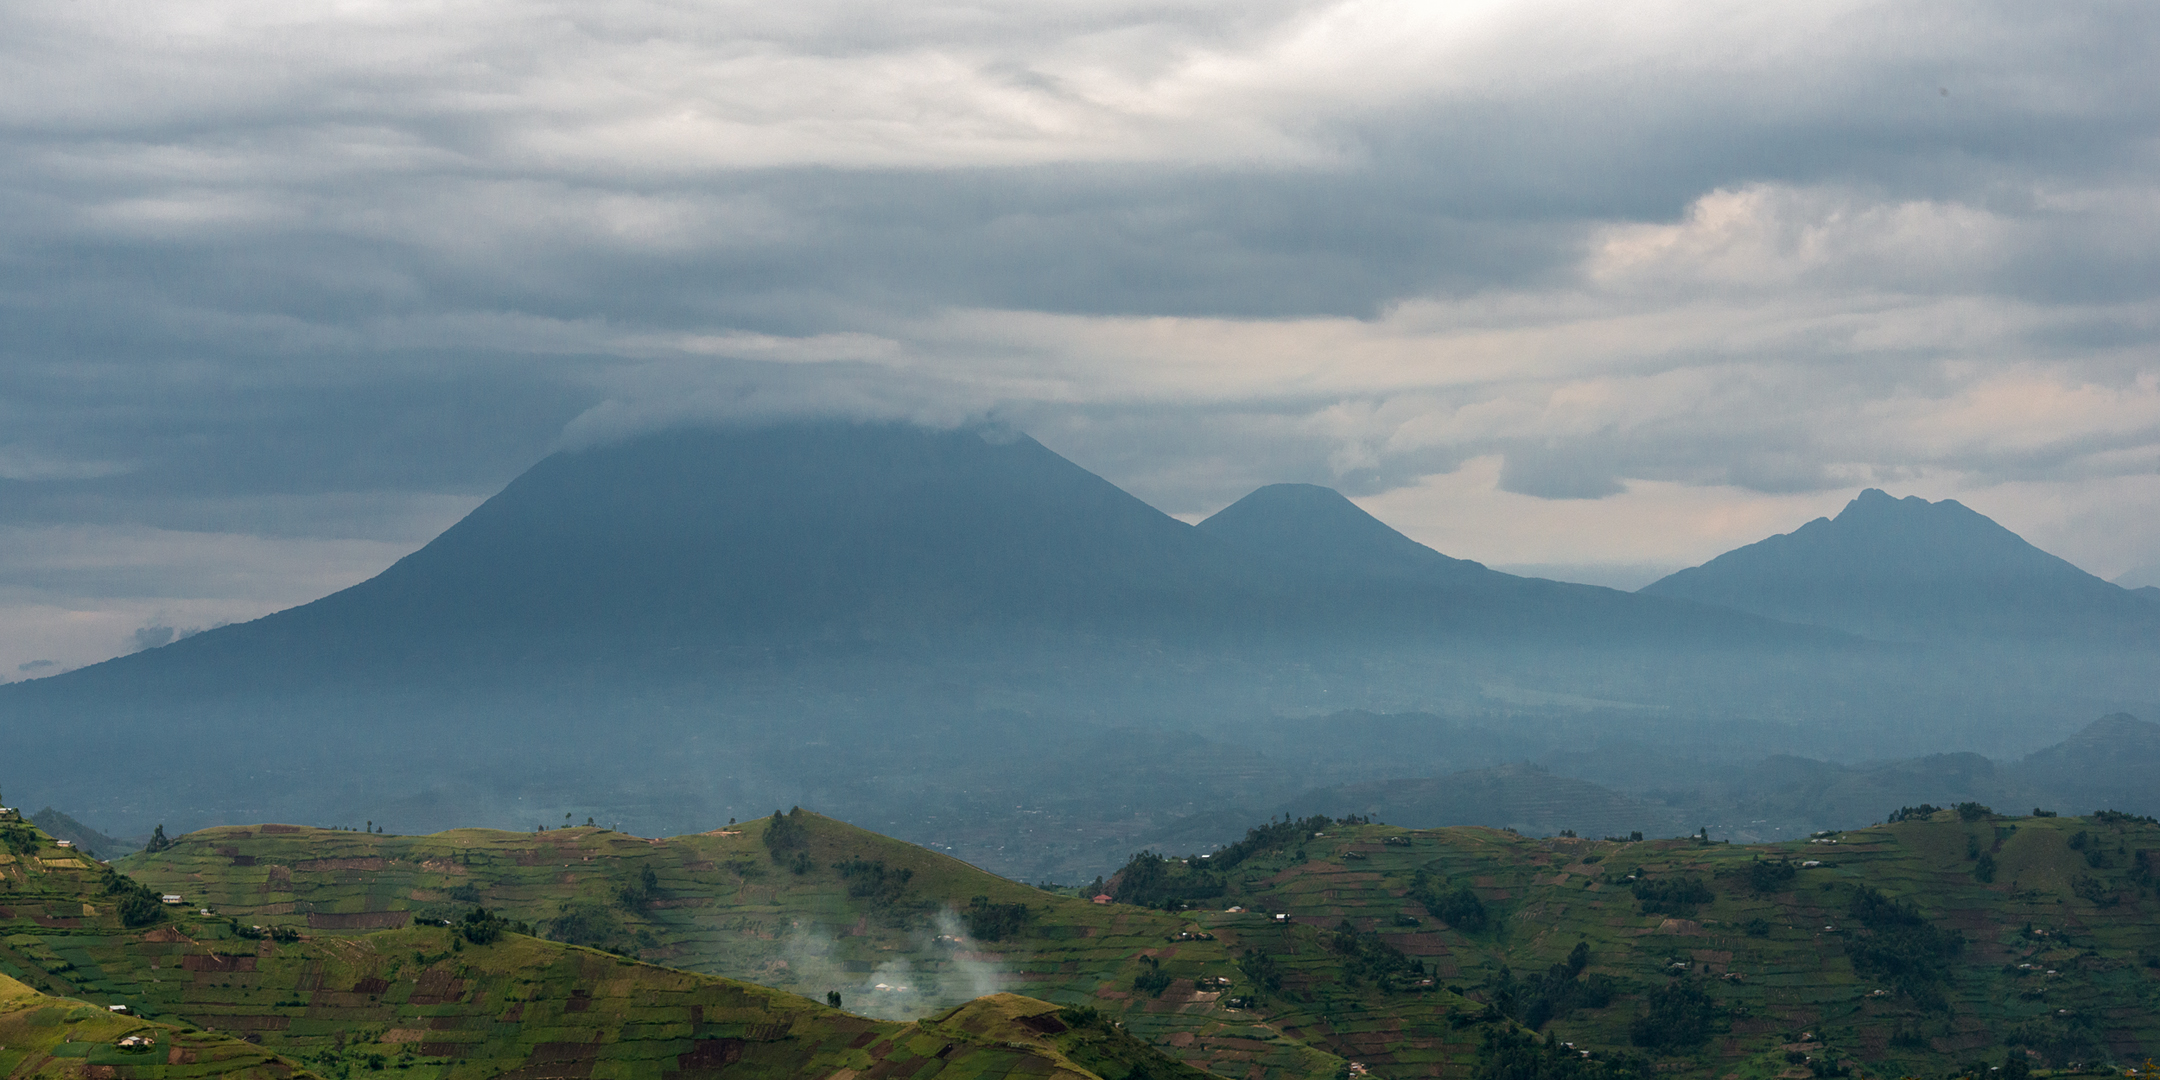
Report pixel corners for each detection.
[761,909,1014,1021]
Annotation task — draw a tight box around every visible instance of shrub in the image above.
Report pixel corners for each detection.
[1412,871,1490,933]
[836,859,914,908]
[1973,853,1996,883]
[1489,942,1612,1030]
[1474,1027,1650,1080]
[1886,805,1943,823]
[762,808,809,864]
[1131,955,1173,997]
[616,866,661,909]
[457,907,508,945]
[1628,979,1716,1051]
[961,896,1029,941]
[1632,876,1713,917]
[1955,802,1994,822]
[1237,950,1283,995]
[1843,887,1962,1006]
[1745,858,1797,893]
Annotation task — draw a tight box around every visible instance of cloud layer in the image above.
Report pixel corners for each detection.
[4,0,2159,673]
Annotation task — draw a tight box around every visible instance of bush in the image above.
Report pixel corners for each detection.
[1886,805,1943,823]
[1628,979,1715,1052]
[1131,955,1173,997]
[1474,1027,1650,1080]
[1489,942,1612,1030]
[103,870,166,928]
[1109,850,1223,908]
[1955,802,1994,822]
[1208,814,1364,871]
[762,808,809,864]
[1843,887,1962,1006]
[1632,876,1713,917]
[1745,859,1797,893]
[1412,872,1491,933]
[1327,920,1428,990]
[616,866,661,909]
[457,907,508,945]
[1973,853,1996,883]
[961,896,1029,941]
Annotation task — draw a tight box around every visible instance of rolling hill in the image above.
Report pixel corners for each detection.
[94,804,2160,1080]
[0,812,1229,1080]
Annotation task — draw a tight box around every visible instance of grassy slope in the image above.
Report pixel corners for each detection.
[111,811,2160,1079]
[0,818,1196,1080]
[0,970,305,1080]
[1206,812,2160,1078]
[116,815,1376,1079]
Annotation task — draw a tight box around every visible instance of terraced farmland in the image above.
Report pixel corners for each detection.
[0,814,1227,1080]
[0,970,306,1080]
[108,807,2160,1079]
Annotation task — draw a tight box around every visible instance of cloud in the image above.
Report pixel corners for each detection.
[6,0,2160,662]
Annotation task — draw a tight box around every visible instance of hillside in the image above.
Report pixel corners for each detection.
[1287,763,1691,839]
[114,806,2160,1079]
[111,812,1367,1079]
[0,971,306,1080]
[1642,489,2160,643]
[2013,714,2160,817]
[0,814,1228,1080]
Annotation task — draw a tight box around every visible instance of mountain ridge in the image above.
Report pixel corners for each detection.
[1642,487,2160,642]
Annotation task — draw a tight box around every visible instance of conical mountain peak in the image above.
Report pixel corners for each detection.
[1196,483,1490,583]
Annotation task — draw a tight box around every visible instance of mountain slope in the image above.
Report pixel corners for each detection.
[1196,483,1494,584]
[1641,488,2160,642]
[2011,712,2160,817]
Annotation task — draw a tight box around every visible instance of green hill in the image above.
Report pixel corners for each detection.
[0,813,1233,1080]
[108,807,2160,1079]
[111,812,1367,1079]
[0,970,306,1080]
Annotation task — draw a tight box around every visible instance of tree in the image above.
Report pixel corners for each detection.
[826,991,842,1008]
[144,825,172,854]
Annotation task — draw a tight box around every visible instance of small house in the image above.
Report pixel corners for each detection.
[1091,894,1113,904]
[108,1004,129,1012]
[161,894,184,905]
[55,840,73,848]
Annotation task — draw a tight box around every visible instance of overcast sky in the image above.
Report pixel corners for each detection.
[5,0,2160,677]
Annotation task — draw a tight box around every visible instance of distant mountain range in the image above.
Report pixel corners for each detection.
[1,420,2154,858]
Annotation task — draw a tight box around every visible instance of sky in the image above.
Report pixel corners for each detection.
[4,0,2160,677]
